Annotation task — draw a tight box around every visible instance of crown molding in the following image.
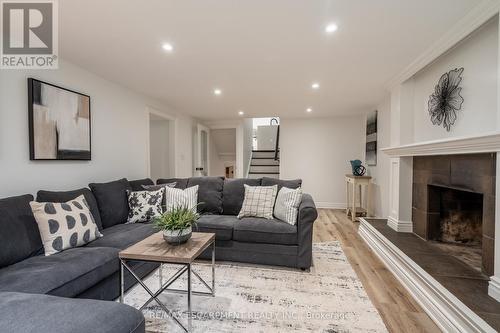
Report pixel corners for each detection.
[382,132,500,157]
[385,0,500,90]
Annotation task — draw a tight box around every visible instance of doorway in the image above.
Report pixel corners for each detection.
[209,128,237,178]
[196,124,210,176]
[148,111,175,181]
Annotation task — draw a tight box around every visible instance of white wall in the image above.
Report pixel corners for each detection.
[412,17,498,142]
[280,116,365,208]
[242,118,253,177]
[149,119,171,181]
[256,125,277,150]
[0,60,196,197]
[365,97,391,218]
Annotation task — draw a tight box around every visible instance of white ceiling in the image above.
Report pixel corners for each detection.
[59,0,482,120]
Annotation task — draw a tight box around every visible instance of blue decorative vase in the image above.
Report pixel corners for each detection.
[350,160,366,176]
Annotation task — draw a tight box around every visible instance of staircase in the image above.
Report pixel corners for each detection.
[248,150,280,179]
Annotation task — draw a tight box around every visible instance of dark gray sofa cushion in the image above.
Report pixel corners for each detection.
[157,178,188,189]
[0,194,43,268]
[196,215,236,241]
[0,246,119,297]
[36,188,103,231]
[233,217,298,245]
[222,178,262,215]
[0,291,145,333]
[187,177,224,214]
[129,178,154,191]
[261,177,302,190]
[85,223,156,250]
[89,178,132,229]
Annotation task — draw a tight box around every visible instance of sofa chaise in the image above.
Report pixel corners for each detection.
[0,176,317,333]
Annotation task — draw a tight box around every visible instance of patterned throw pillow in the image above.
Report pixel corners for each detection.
[30,195,103,256]
[238,185,278,219]
[127,188,164,223]
[273,187,303,225]
[141,182,177,191]
[164,185,199,212]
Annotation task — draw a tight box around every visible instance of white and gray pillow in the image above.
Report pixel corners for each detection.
[142,182,177,191]
[127,188,164,223]
[164,185,199,212]
[274,187,303,225]
[238,185,278,219]
[30,195,102,256]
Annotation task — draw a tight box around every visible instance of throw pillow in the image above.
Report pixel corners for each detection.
[142,182,177,191]
[127,188,164,223]
[274,187,303,225]
[164,185,199,212]
[237,185,278,219]
[88,178,132,228]
[30,195,103,256]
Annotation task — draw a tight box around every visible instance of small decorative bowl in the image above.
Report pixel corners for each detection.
[162,226,192,245]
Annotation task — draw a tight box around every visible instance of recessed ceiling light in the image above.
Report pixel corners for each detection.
[214,89,222,96]
[162,43,174,52]
[306,108,313,113]
[311,82,320,89]
[325,23,338,34]
[238,110,244,116]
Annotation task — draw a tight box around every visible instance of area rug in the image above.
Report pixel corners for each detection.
[123,242,388,332]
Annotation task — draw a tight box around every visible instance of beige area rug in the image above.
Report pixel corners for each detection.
[123,242,388,333]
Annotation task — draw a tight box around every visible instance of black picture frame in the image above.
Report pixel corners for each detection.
[28,78,92,160]
[366,110,377,166]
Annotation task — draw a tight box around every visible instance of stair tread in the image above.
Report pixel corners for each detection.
[252,150,279,152]
[251,157,279,159]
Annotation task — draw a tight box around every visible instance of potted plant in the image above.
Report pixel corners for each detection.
[153,206,199,245]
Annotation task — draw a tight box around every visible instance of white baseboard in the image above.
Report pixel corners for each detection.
[358,218,496,333]
[387,216,413,233]
[489,276,500,302]
[315,202,346,209]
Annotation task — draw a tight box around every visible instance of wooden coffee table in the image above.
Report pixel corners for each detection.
[118,232,216,333]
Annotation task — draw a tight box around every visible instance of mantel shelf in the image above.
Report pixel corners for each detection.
[381,131,500,157]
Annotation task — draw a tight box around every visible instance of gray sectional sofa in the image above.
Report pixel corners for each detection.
[0,176,317,333]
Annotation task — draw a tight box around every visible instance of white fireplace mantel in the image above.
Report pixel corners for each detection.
[382,132,500,157]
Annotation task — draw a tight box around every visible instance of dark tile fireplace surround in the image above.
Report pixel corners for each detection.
[412,153,496,276]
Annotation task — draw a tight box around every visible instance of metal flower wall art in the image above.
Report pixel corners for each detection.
[428,67,464,132]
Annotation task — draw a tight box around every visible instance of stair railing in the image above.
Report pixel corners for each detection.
[274,123,280,161]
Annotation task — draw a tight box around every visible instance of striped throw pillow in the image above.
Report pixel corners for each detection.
[273,187,303,225]
[164,185,199,212]
[237,185,278,219]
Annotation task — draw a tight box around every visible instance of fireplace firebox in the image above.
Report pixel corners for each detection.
[412,153,496,276]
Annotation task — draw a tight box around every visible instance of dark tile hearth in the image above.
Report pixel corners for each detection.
[366,218,500,331]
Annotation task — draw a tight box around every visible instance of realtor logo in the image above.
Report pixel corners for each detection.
[1,0,58,69]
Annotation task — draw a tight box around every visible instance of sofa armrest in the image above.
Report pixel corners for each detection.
[298,193,318,228]
[296,193,318,269]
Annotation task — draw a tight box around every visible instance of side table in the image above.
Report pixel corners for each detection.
[345,174,372,222]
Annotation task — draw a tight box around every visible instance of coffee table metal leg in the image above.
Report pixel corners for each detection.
[121,260,188,332]
[120,260,124,303]
[187,263,192,332]
[212,240,216,296]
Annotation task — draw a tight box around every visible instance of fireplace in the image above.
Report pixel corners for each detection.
[412,153,496,276]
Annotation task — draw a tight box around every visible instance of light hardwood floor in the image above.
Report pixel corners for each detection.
[314,209,442,333]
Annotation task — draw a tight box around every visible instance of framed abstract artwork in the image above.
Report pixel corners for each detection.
[366,110,377,166]
[28,78,91,160]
